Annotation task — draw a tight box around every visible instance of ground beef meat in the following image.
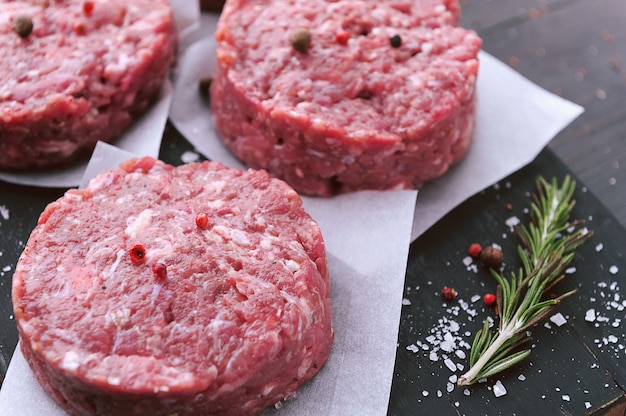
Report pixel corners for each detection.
[211,0,481,196]
[0,0,177,170]
[12,157,332,416]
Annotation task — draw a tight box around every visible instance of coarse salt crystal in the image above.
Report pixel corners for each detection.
[595,243,604,252]
[585,402,592,409]
[562,395,570,402]
[505,216,520,231]
[406,344,419,353]
[402,298,411,305]
[609,265,619,275]
[518,374,526,381]
[493,380,507,397]
[422,390,429,397]
[585,309,596,322]
[550,312,567,327]
[565,267,576,274]
[462,256,473,266]
[0,205,9,220]
[180,151,200,163]
[470,294,481,303]
[444,358,457,372]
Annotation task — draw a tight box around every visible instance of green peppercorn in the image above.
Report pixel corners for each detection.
[13,14,34,38]
[289,27,311,53]
[390,34,402,48]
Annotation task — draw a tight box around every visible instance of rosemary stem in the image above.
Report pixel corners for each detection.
[457,319,517,386]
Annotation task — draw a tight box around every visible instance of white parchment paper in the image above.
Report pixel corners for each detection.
[0,143,418,416]
[0,0,200,188]
[167,18,584,243]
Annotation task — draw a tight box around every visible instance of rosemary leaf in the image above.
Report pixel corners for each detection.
[457,175,592,387]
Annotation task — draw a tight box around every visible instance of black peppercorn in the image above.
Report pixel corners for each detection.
[13,15,34,38]
[389,34,402,48]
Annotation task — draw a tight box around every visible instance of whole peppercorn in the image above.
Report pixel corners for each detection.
[83,1,94,16]
[335,30,350,45]
[483,293,497,306]
[468,243,482,258]
[195,212,209,229]
[441,286,457,301]
[480,246,504,269]
[289,27,311,53]
[389,34,402,48]
[129,244,147,264]
[13,15,34,38]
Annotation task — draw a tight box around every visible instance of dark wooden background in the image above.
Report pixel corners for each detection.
[461,0,626,230]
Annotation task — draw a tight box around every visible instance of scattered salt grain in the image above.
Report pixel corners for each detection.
[180,151,200,163]
[550,312,567,327]
[448,375,458,383]
[446,382,455,393]
[585,309,596,322]
[595,243,604,252]
[565,267,576,274]
[402,298,411,305]
[406,344,419,353]
[422,390,429,397]
[518,374,526,381]
[493,380,507,397]
[505,216,520,231]
[585,402,592,409]
[562,395,570,402]
[470,294,481,303]
[444,358,457,372]
[0,205,9,220]
[462,256,473,267]
[2,265,10,272]
[609,265,619,275]
[464,389,471,396]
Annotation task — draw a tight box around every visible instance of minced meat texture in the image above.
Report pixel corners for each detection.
[211,0,481,196]
[0,0,177,169]
[13,157,333,416]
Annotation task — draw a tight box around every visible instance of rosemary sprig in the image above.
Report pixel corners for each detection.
[457,175,593,386]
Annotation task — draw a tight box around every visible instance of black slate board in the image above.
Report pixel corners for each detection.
[390,147,626,415]
[1,126,625,414]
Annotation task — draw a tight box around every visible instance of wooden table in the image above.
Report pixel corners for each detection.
[462,0,626,229]
[1,1,625,415]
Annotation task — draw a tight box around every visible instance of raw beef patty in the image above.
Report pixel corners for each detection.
[211,0,482,196]
[0,0,177,169]
[12,157,333,416]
